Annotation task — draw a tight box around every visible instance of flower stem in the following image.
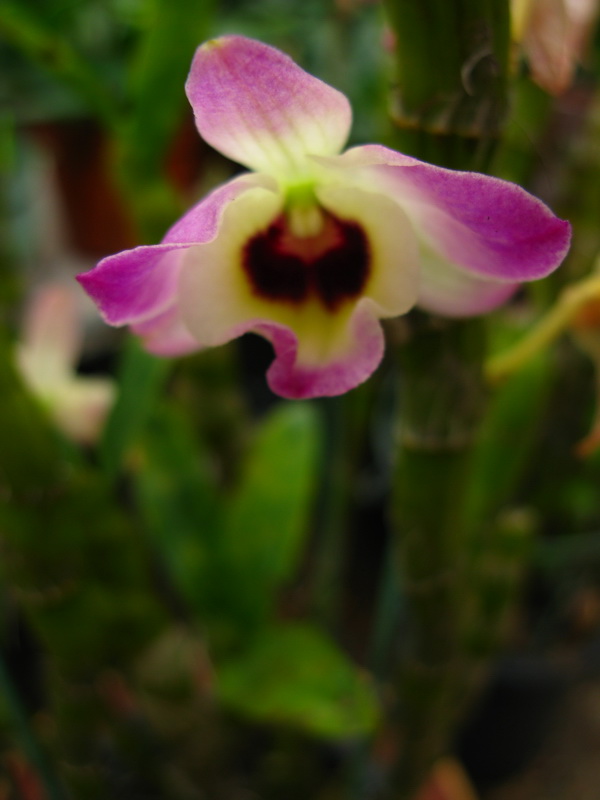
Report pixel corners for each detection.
[389,316,486,798]
[380,3,512,794]
[486,271,600,383]
[312,383,375,631]
[383,0,510,170]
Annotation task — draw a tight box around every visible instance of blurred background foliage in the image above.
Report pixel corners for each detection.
[1,1,600,799]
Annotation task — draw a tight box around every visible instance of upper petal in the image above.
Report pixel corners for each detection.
[185,36,352,178]
[314,145,571,284]
[77,173,276,327]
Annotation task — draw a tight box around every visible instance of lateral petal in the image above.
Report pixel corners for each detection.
[77,174,275,327]
[186,36,352,179]
[314,145,571,284]
[132,305,200,356]
[417,248,520,317]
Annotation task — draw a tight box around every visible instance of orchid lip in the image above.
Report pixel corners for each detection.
[242,209,370,312]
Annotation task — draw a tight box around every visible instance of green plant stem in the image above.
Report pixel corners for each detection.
[312,383,375,631]
[380,3,511,795]
[383,0,510,170]
[389,316,486,798]
[368,544,404,683]
[486,271,600,383]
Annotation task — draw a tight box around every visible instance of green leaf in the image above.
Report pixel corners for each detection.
[132,402,222,617]
[121,0,215,183]
[0,0,120,127]
[100,335,170,477]
[0,335,64,494]
[465,349,552,528]
[217,624,380,739]
[219,403,320,628]
[116,0,216,240]
[0,114,16,172]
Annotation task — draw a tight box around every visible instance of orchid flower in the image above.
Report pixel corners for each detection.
[78,36,570,399]
[17,284,115,444]
[512,0,600,94]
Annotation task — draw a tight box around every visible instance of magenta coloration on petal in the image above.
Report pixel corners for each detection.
[186,36,352,175]
[132,305,199,356]
[400,166,571,282]
[77,34,572,399]
[257,305,385,399]
[315,145,572,283]
[243,212,370,311]
[163,173,278,243]
[77,245,186,326]
[77,175,270,328]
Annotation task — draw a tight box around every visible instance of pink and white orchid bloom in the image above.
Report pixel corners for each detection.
[17,284,115,444]
[512,0,599,94]
[78,36,571,399]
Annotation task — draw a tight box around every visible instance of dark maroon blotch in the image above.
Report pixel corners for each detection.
[243,214,370,311]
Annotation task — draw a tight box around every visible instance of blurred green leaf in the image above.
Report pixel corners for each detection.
[100,335,170,477]
[219,403,320,629]
[132,402,222,616]
[132,402,319,651]
[121,0,214,182]
[534,530,600,572]
[464,508,537,659]
[116,0,216,239]
[466,348,553,528]
[0,334,64,493]
[0,655,69,800]
[217,624,379,739]
[0,0,120,127]
[0,115,15,172]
